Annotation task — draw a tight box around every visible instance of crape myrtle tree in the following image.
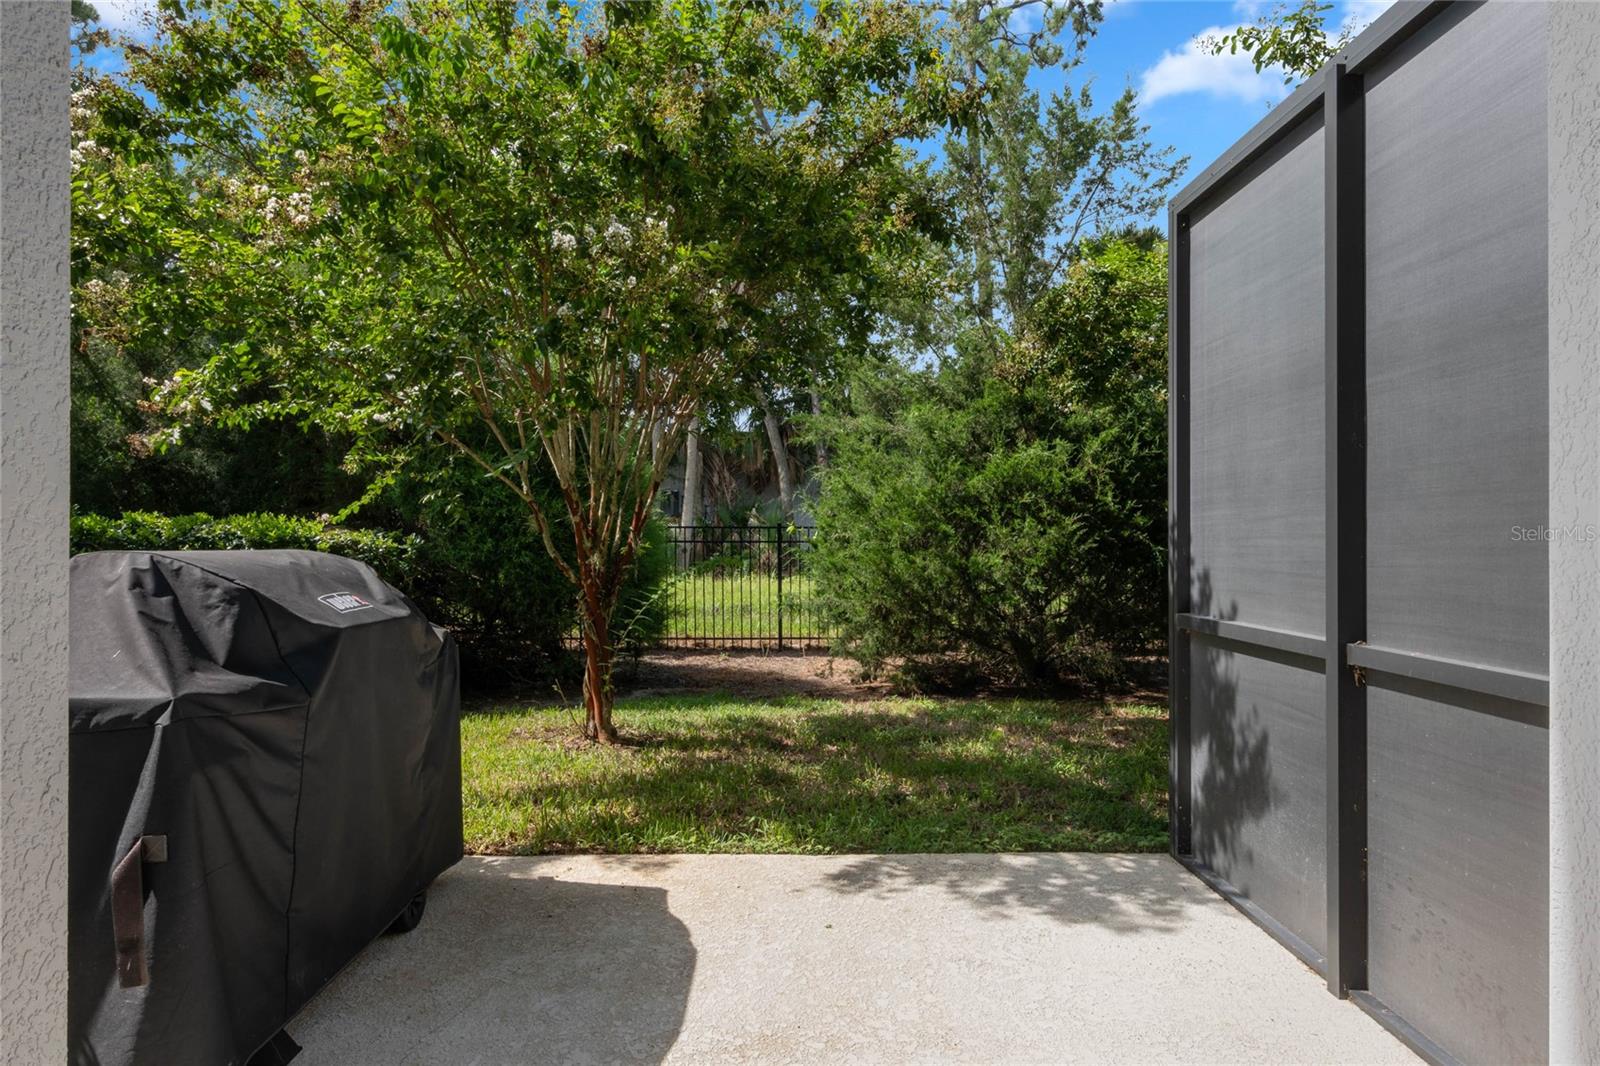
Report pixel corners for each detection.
[71,40,664,669]
[70,8,364,516]
[134,0,962,741]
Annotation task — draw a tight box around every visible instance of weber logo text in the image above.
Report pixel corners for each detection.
[318,592,373,614]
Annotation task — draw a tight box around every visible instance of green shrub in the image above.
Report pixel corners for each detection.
[376,446,671,668]
[379,452,578,663]
[613,515,674,656]
[811,240,1167,688]
[72,495,673,688]
[70,511,418,587]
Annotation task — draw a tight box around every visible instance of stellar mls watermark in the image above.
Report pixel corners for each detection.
[1510,524,1599,542]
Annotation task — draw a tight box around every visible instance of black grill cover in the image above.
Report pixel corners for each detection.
[68,550,462,1066]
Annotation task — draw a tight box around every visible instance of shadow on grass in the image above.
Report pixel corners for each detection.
[464,695,1168,855]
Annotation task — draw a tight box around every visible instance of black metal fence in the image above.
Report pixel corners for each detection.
[655,524,833,649]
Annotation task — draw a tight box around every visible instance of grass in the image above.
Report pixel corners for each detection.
[462,694,1169,854]
[662,571,831,641]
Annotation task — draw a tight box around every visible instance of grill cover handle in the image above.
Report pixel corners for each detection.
[111,835,167,988]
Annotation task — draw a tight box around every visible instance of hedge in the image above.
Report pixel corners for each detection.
[70,511,419,591]
[70,511,670,687]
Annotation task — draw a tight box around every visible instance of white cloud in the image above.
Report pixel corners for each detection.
[1231,0,1394,36]
[92,0,159,40]
[1138,25,1291,107]
[1006,2,1045,36]
[1338,0,1396,39]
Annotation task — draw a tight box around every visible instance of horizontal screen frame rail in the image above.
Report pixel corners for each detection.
[1345,642,1549,707]
[1174,613,1325,661]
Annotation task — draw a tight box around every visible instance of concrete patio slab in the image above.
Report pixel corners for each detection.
[290,854,1415,1065]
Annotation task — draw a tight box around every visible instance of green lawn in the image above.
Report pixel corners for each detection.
[663,571,831,641]
[462,695,1169,854]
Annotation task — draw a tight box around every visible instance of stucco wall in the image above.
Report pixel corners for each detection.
[1548,3,1600,1063]
[0,3,70,1063]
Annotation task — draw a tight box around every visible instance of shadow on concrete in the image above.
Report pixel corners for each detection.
[820,852,1193,934]
[291,860,694,1066]
[1173,522,1318,943]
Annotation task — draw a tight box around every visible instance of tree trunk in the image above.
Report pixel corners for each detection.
[580,609,619,744]
[963,33,994,321]
[680,419,702,529]
[762,401,795,519]
[810,386,827,468]
[680,418,702,567]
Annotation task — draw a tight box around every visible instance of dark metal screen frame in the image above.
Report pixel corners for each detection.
[1166,4,1543,1064]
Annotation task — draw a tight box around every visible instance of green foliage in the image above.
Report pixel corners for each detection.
[70,506,672,682]
[614,518,674,656]
[69,51,360,516]
[941,0,1183,327]
[812,239,1167,688]
[379,442,671,661]
[71,511,417,586]
[797,4,1180,686]
[1206,1,1348,84]
[378,449,579,661]
[100,0,963,734]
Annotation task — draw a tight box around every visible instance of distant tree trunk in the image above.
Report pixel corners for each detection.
[680,419,702,529]
[810,385,827,468]
[965,47,994,320]
[679,419,703,569]
[762,399,795,518]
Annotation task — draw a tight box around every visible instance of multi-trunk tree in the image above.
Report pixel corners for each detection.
[121,0,961,741]
[940,0,1182,332]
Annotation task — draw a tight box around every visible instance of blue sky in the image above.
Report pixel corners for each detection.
[87,0,1392,229]
[1046,0,1392,208]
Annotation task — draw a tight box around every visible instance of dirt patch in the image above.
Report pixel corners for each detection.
[612,650,1170,705]
[614,649,890,701]
[468,647,1170,707]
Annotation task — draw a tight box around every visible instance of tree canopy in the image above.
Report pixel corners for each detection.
[73,0,1191,711]
[941,0,1182,330]
[98,0,964,739]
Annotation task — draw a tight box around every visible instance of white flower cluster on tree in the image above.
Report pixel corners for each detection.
[602,219,632,249]
[264,190,315,228]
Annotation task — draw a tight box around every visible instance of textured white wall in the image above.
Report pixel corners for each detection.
[0,3,71,1063]
[1548,3,1600,1063]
